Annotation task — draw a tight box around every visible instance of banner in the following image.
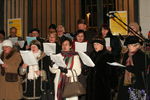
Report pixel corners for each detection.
[8,18,22,37]
[109,11,128,35]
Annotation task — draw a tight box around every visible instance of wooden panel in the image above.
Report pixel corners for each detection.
[32,0,37,28]
[70,0,75,32]
[24,0,28,37]
[52,0,56,24]
[57,0,61,25]
[41,0,47,37]
[65,0,70,32]
[37,0,42,29]
[4,0,7,36]
[16,0,19,18]
[75,0,80,30]
[129,0,134,22]
[12,0,15,18]
[20,0,24,35]
[7,0,11,19]
[47,0,51,33]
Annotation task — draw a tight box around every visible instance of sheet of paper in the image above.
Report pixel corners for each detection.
[18,40,25,48]
[9,37,18,45]
[20,50,38,66]
[50,54,66,68]
[43,43,56,55]
[0,59,4,64]
[107,62,126,67]
[77,51,95,67]
[75,42,87,52]
[0,43,3,54]
[26,37,36,45]
[105,37,110,47]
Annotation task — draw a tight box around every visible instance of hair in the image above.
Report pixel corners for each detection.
[10,27,17,31]
[30,28,40,33]
[48,24,57,30]
[74,30,86,41]
[47,32,60,44]
[61,37,72,46]
[77,19,87,25]
[99,24,113,38]
[56,25,65,32]
[30,40,41,49]
[0,30,5,36]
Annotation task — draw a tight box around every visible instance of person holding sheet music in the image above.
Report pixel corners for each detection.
[46,32,61,54]
[99,24,121,62]
[72,30,93,55]
[49,37,82,100]
[86,37,115,100]
[0,40,23,100]
[20,40,54,100]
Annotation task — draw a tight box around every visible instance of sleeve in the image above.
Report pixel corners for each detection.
[66,55,81,77]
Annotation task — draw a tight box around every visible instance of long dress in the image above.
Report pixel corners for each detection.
[86,49,114,100]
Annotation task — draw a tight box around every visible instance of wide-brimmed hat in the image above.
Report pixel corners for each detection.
[124,36,142,46]
[2,40,13,47]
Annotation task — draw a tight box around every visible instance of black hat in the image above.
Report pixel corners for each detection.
[92,38,105,46]
[124,36,142,46]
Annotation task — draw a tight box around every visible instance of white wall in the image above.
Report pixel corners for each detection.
[139,0,150,38]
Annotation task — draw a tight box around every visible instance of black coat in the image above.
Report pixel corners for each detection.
[86,49,114,100]
[117,50,146,100]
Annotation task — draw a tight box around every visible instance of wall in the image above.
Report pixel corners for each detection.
[139,0,150,38]
[3,0,81,38]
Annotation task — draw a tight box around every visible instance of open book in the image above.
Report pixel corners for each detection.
[43,43,56,55]
[20,50,38,66]
[75,42,87,52]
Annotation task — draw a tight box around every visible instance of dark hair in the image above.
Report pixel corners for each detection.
[30,28,40,33]
[61,37,72,46]
[10,27,17,30]
[48,24,57,30]
[99,24,113,37]
[0,30,5,36]
[77,19,86,25]
[30,40,41,49]
[74,30,86,40]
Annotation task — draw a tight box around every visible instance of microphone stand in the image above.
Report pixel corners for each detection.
[108,13,150,99]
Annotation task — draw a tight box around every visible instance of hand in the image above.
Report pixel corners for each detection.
[58,67,68,73]
[35,70,41,76]
[1,64,8,68]
[22,64,28,69]
[106,46,112,51]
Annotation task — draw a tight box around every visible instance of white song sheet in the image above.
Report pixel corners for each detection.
[9,37,18,45]
[107,62,126,68]
[105,37,110,47]
[20,51,38,66]
[50,54,66,68]
[75,42,87,52]
[43,43,56,55]
[77,51,95,67]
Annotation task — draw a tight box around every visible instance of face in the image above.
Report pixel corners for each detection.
[57,29,64,37]
[128,43,141,53]
[31,45,39,53]
[10,28,17,37]
[93,43,104,52]
[48,34,56,43]
[102,28,109,37]
[130,25,137,32]
[31,31,39,37]
[3,46,12,54]
[77,24,87,31]
[62,40,71,51]
[76,33,85,42]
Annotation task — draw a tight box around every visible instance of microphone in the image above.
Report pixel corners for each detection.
[106,12,116,18]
